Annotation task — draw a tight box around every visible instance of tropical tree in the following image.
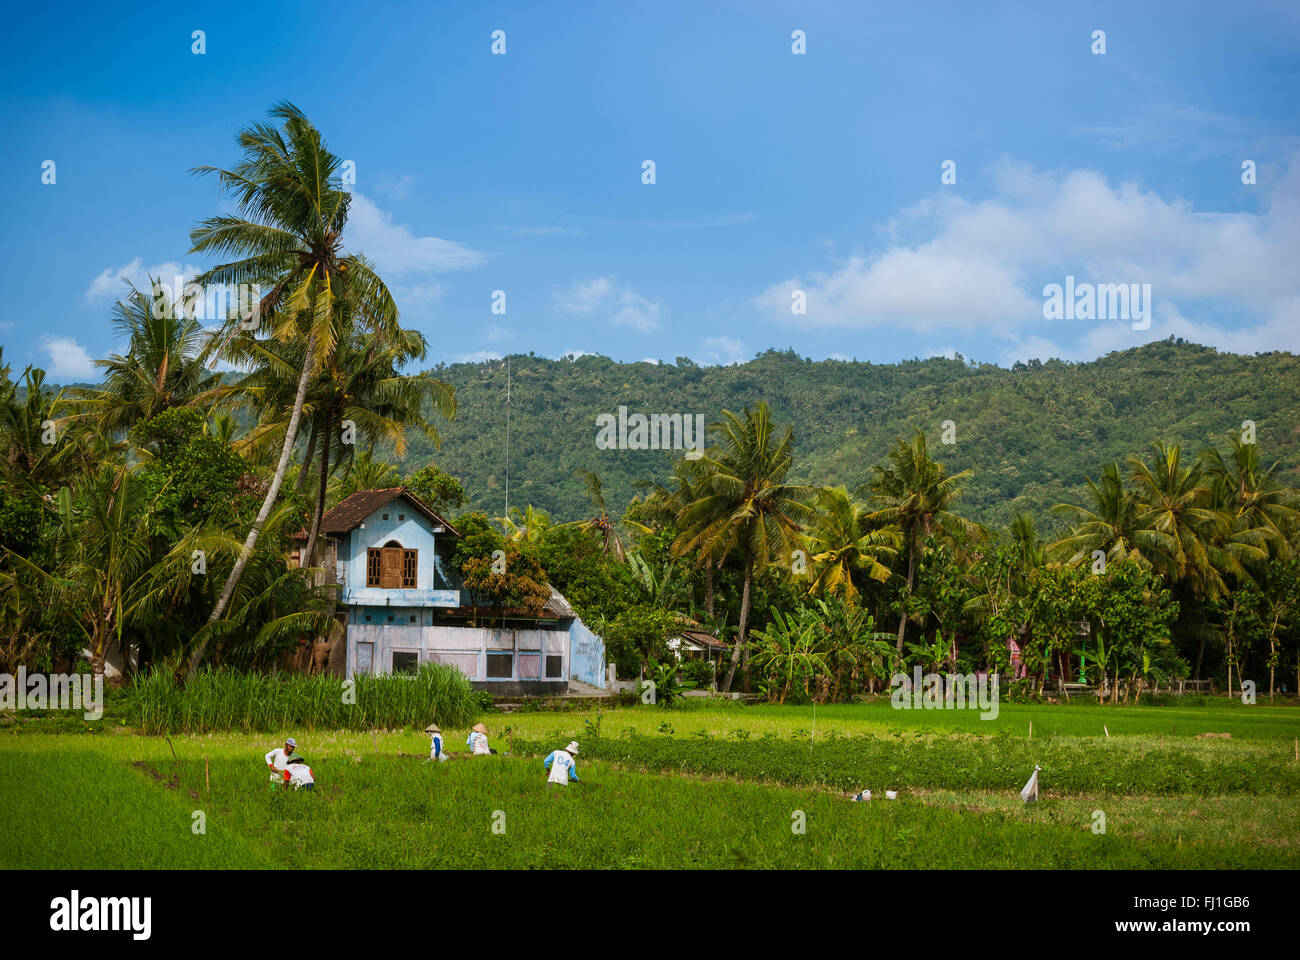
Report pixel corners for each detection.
[567,469,627,560]
[66,280,217,437]
[187,102,405,668]
[801,485,900,604]
[675,402,818,692]
[500,504,552,544]
[859,430,981,652]
[1050,462,1146,566]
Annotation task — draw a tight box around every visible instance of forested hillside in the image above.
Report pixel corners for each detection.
[399,338,1300,529]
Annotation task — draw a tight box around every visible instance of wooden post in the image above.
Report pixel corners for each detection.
[204,755,210,796]
[1028,721,1032,740]
[1104,725,1110,739]
[1294,735,1298,762]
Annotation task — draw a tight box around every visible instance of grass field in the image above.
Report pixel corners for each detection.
[2,699,1297,869]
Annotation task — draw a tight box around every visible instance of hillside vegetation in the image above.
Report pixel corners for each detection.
[407,339,1300,528]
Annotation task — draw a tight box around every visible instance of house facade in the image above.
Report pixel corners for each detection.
[295,487,605,695]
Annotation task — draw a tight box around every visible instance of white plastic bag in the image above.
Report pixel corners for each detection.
[1020,765,1041,804]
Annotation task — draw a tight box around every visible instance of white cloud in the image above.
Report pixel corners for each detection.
[697,337,746,365]
[346,194,486,274]
[391,282,445,309]
[372,172,414,201]
[454,350,503,363]
[38,336,98,381]
[557,276,661,333]
[85,259,200,303]
[486,325,512,343]
[557,349,595,360]
[754,153,1300,359]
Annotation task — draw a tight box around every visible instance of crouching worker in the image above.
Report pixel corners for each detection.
[426,723,448,762]
[544,741,580,785]
[282,757,315,791]
[467,723,496,756]
[265,737,297,780]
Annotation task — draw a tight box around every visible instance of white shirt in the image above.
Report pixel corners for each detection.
[546,750,576,784]
[468,732,490,756]
[265,747,292,771]
[284,763,314,788]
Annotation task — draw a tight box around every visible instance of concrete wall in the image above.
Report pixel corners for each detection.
[570,617,606,689]
[345,618,606,692]
[346,623,569,681]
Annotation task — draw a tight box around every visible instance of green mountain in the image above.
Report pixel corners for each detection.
[399,338,1300,532]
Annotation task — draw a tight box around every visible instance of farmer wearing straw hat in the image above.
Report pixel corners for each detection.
[544,741,580,785]
[426,723,448,762]
[467,723,495,756]
[265,737,297,779]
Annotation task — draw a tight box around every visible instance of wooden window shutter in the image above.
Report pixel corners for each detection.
[367,549,382,587]
[402,549,418,588]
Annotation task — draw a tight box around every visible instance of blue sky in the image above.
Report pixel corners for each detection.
[2,0,1298,381]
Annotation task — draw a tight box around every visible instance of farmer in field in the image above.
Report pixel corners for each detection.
[426,723,448,762]
[467,723,495,756]
[544,741,580,785]
[282,756,315,791]
[265,737,297,779]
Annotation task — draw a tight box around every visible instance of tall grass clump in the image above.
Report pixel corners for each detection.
[124,664,486,734]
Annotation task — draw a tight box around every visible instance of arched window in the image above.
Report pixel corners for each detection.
[368,540,418,588]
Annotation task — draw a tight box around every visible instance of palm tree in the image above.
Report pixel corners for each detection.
[859,430,981,651]
[802,485,900,604]
[1201,435,1298,563]
[1050,462,1146,566]
[1127,442,1243,601]
[0,361,82,494]
[500,504,552,544]
[186,102,403,670]
[3,464,217,675]
[224,323,454,568]
[567,469,627,560]
[634,456,724,616]
[675,402,818,692]
[66,280,217,437]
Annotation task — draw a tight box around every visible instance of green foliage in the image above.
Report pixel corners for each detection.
[405,462,467,517]
[122,663,485,734]
[604,605,678,675]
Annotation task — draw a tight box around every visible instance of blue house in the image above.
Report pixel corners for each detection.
[296,487,605,695]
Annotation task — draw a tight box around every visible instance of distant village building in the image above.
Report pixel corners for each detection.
[292,487,605,694]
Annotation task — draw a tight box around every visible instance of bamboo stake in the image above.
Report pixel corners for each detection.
[1104,725,1110,739]
[205,755,210,796]
[1028,721,1032,740]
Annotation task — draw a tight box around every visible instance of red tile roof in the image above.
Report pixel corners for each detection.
[293,487,460,539]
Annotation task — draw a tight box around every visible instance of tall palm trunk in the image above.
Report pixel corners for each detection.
[896,532,917,652]
[303,408,332,570]
[295,420,318,494]
[721,552,753,693]
[704,559,715,618]
[190,331,317,676]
